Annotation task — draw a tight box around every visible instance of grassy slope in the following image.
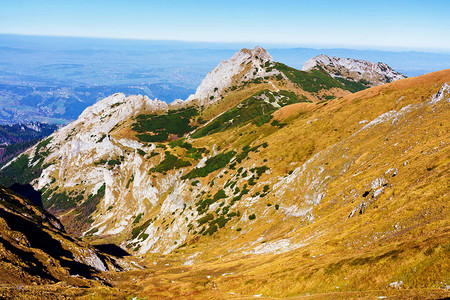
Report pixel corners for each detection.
[1,69,448,298]
[62,69,450,299]
[122,70,449,298]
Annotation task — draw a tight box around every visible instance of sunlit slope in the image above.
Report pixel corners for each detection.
[162,69,449,297]
[96,70,449,299]
[0,50,448,297]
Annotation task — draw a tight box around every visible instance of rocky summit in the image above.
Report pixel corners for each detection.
[0,47,449,299]
[302,54,407,86]
[185,46,280,105]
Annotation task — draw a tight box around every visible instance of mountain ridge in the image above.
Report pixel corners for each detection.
[0,49,442,248]
[185,46,281,105]
[302,54,406,86]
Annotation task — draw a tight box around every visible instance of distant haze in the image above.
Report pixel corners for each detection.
[1,34,449,124]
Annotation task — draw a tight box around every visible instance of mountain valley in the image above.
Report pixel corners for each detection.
[0,47,449,299]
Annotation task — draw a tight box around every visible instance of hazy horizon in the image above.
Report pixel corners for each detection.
[2,33,450,54]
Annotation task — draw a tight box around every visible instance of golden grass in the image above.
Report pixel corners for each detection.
[126,69,450,297]
[15,70,449,298]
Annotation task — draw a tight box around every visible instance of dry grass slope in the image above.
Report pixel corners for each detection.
[1,70,448,299]
[73,69,449,299]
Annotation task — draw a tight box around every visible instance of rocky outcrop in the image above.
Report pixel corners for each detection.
[185,46,280,105]
[302,54,406,86]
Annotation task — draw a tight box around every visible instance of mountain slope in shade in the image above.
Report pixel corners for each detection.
[302,54,406,86]
[0,185,116,286]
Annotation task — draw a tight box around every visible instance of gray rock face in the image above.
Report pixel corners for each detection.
[302,54,406,86]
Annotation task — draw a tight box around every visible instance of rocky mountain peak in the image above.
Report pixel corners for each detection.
[237,46,273,61]
[185,46,279,105]
[301,54,406,86]
[78,92,167,123]
[28,93,168,192]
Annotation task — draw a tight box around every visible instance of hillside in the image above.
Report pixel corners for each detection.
[0,48,448,298]
[0,47,401,241]
[0,185,117,285]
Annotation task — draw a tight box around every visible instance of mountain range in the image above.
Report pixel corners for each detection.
[0,47,448,299]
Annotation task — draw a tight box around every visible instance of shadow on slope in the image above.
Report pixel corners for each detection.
[0,206,98,279]
[94,244,130,258]
[9,183,43,207]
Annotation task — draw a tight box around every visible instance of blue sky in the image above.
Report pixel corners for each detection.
[1,0,449,51]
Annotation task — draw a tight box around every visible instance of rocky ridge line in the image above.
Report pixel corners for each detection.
[185,46,281,105]
[302,54,406,85]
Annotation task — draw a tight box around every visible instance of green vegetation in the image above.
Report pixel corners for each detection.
[230,184,250,204]
[249,214,256,220]
[0,154,44,187]
[82,184,105,216]
[179,142,193,149]
[133,213,144,224]
[149,151,159,158]
[182,151,236,179]
[150,151,191,173]
[110,102,124,108]
[107,159,121,166]
[252,114,273,127]
[271,119,287,128]
[269,62,368,93]
[213,189,227,201]
[35,137,52,156]
[131,218,152,240]
[185,146,208,160]
[136,148,146,156]
[43,190,79,210]
[194,190,230,220]
[94,159,107,165]
[197,213,214,226]
[94,157,124,169]
[41,183,105,235]
[0,140,38,169]
[168,138,188,148]
[235,144,264,164]
[0,136,56,186]
[133,107,198,142]
[200,211,238,236]
[250,165,270,177]
[98,134,107,143]
[192,90,306,138]
[126,174,134,189]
